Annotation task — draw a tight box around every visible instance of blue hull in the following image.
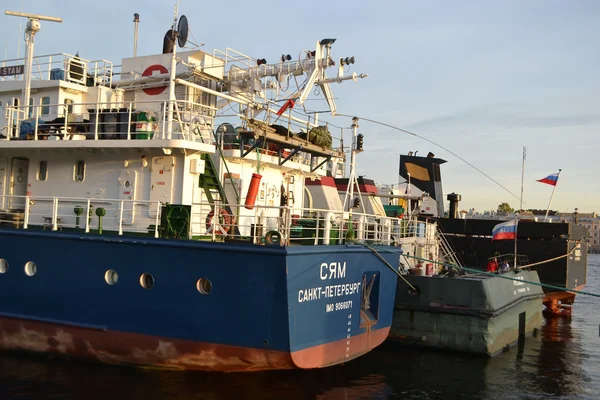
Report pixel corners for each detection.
[0,229,398,371]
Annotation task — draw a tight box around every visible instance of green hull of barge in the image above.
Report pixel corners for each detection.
[390,270,544,356]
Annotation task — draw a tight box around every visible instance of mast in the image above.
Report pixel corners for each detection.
[133,13,140,57]
[5,11,62,119]
[166,2,179,140]
[346,117,358,211]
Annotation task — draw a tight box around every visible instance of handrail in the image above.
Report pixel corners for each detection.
[0,53,113,84]
[0,194,431,247]
[1,99,215,142]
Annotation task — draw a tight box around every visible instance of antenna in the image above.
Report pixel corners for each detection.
[5,10,62,22]
[177,15,188,48]
[5,10,63,119]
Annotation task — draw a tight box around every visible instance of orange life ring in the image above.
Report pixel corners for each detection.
[206,209,234,234]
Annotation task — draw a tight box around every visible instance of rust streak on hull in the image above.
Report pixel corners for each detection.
[0,317,294,372]
[0,316,390,372]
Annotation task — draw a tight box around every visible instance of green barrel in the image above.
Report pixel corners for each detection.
[135,111,156,139]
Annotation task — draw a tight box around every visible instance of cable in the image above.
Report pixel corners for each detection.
[334,114,523,202]
[375,245,600,298]
[361,243,417,291]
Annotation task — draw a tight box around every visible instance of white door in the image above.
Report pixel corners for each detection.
[149,156,175,217]
[9,158,29,210]
[0,157,7,209]
[118,170,137,224]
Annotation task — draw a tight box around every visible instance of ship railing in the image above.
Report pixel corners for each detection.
[0,194,414,246]
[215,47,324,84]
[214,122,314,168]
[213,47,256,73]
[0,195,163,238]
[218,107,343,169]
[1,100,335,170]
[188,202,421,246]
[0,99,215,143]
[260,106,343,152]
[0,53,113,86]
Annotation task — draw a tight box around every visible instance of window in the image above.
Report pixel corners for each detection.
[64,98,74,115]
[74,160,86,182]
[41,97,50,116]
[28,97,34,118]
[38,161,48,181]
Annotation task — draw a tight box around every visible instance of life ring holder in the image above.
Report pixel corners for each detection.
[205,209,234,235]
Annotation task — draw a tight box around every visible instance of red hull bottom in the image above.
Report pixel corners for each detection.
[0,316,389,372]
[542,285,584,318]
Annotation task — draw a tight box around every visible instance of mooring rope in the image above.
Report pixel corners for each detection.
[516,239,583,270]
[368,245,600,299]
[361,243,417,292]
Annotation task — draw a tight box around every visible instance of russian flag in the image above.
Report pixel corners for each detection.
[536,173,559,186]
[492,219,517,241]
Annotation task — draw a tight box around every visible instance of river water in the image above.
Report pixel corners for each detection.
[1,255,599,400]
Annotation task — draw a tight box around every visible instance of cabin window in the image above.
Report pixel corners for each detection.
[64,98,74,115]
[41,97,50,115]
[74,160,86,182]
[28,98,34,118]
[38,161,48,181]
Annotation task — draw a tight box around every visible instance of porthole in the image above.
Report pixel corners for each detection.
[104,269,119,285]
[25,261,37,277]
[140,273,154,289]
[0,259,8,274]
[196,278,212,295]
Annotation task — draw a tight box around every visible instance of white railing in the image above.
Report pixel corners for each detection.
[0,53,113,86]
[1,99,215,143]
[0,194,430,246]
[0,195,162,238]
[0,98,342,173]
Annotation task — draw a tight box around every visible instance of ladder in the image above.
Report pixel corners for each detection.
[436,226,463,270]
[199,153,227,205]
[199,153,241,236]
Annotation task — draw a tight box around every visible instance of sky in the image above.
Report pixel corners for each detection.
[1,0,599,214]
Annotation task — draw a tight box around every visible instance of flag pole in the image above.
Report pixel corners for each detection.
[519,147,526,213]
[543,169,562,221]
[515,147,526,269]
